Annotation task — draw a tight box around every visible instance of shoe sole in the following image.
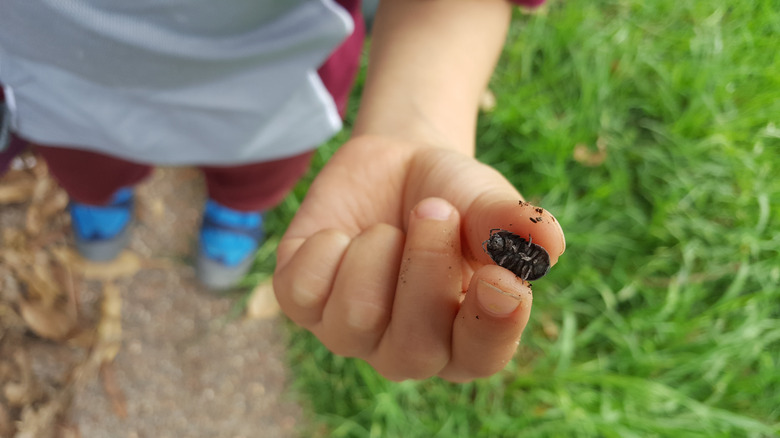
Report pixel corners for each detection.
[73,222,133,262]
[196,253,255,291]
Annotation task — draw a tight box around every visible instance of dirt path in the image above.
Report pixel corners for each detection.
[1,161,304,437]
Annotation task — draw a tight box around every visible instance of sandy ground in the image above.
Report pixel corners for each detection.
[0,162,304,437]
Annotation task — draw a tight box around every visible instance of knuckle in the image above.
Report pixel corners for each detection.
[387,340,449,380]
[362,222,404,242]
[344,300,390,334]
[289,265,330,307]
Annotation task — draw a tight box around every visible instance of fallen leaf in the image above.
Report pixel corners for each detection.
[0,300,27,332]
[4,247,79,341]
[100,362,127,419]
[0,178,35,204]
[3,249,63,306]
[58,424,81,438]
[540,312,560,340]
[18,296,79,342]
[573,137,608,167]
[3,382,31,407]
[15,399,63,438]
[95,283,122,363]
[1,225,26,249]
[26,177,68,236]
[30,251,63,306]
[246,278,280,320]
[2,352,43,407]
[0,403,12,437]
[51,247,142,281]
[39,189,68,220]
[479,88,497,113]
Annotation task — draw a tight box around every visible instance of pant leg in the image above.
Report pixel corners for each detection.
[191,0,363,213]
[35,144,153,205]
[317,0,365,118]
[200,150,313,212]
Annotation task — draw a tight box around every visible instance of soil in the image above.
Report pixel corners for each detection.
[0,156,304,437]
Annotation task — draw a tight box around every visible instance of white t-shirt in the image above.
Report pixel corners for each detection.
[0,0,353,165]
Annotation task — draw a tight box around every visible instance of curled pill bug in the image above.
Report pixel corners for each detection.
[482,228,551,281]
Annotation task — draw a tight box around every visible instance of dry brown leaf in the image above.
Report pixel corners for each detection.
[18,297,79,342]
[3,249,62,304]
[573,137,608,167]
[540,312,560,340]
[0,354,14,380]
[15,400,63,438]
[479,88,497,113]
[57,283,125,424]
[246,278,281,320]
[25,203,44,236]
[1,226,26,249]
[95,283,122,363]
[30,252,62,306]
[26,175,68,236]
[2,352,44,408]
[57,424,81,438]
[0,301,27,332]
[0,178,35,204]
[99,362,127,419]
[30,171,53,202]
[51,247,141,281]
[0,403,12,437]
[39,189,68,221]
[3,382,32,407]
[3,247,79,341]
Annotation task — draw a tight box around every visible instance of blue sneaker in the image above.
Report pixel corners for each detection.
[197,199,264,290]
[68,187,134,262]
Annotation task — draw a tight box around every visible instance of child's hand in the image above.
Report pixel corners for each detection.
[274,135,565,382]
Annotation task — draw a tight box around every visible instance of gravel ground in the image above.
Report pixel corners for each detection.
[1,164,304,437]
[70,271,302,438]
[71,167,303,437]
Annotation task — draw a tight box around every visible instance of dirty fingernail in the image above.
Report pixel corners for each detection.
[477,280,522,316]
[414,197,454,221]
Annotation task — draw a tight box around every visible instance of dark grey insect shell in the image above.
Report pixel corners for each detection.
[482,229,551,281]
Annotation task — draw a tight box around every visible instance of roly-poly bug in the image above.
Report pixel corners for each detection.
[482,229,551,281]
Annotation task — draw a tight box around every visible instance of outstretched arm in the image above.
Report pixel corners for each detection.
[354,0,513,154]
[274,0,565,382]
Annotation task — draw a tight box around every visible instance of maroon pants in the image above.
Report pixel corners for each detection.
[35,144,313,212]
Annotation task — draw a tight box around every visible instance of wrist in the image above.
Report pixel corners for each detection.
[352,107,475,156]
[349,0,512,157]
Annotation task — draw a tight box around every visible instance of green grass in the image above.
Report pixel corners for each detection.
[253,0,780,436]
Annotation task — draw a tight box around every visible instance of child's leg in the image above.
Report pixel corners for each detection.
[34,144,153,205]
[200,150,313,212]
[196,151,313,289]
[33,144,152,261]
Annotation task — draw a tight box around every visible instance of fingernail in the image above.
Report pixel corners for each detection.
[477,280,522,316]
[414,197,454,221]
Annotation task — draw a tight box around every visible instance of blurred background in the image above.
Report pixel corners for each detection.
[1,0,777,437]
[258,0,780,436]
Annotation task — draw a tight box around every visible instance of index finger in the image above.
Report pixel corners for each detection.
[464,196,566,267]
